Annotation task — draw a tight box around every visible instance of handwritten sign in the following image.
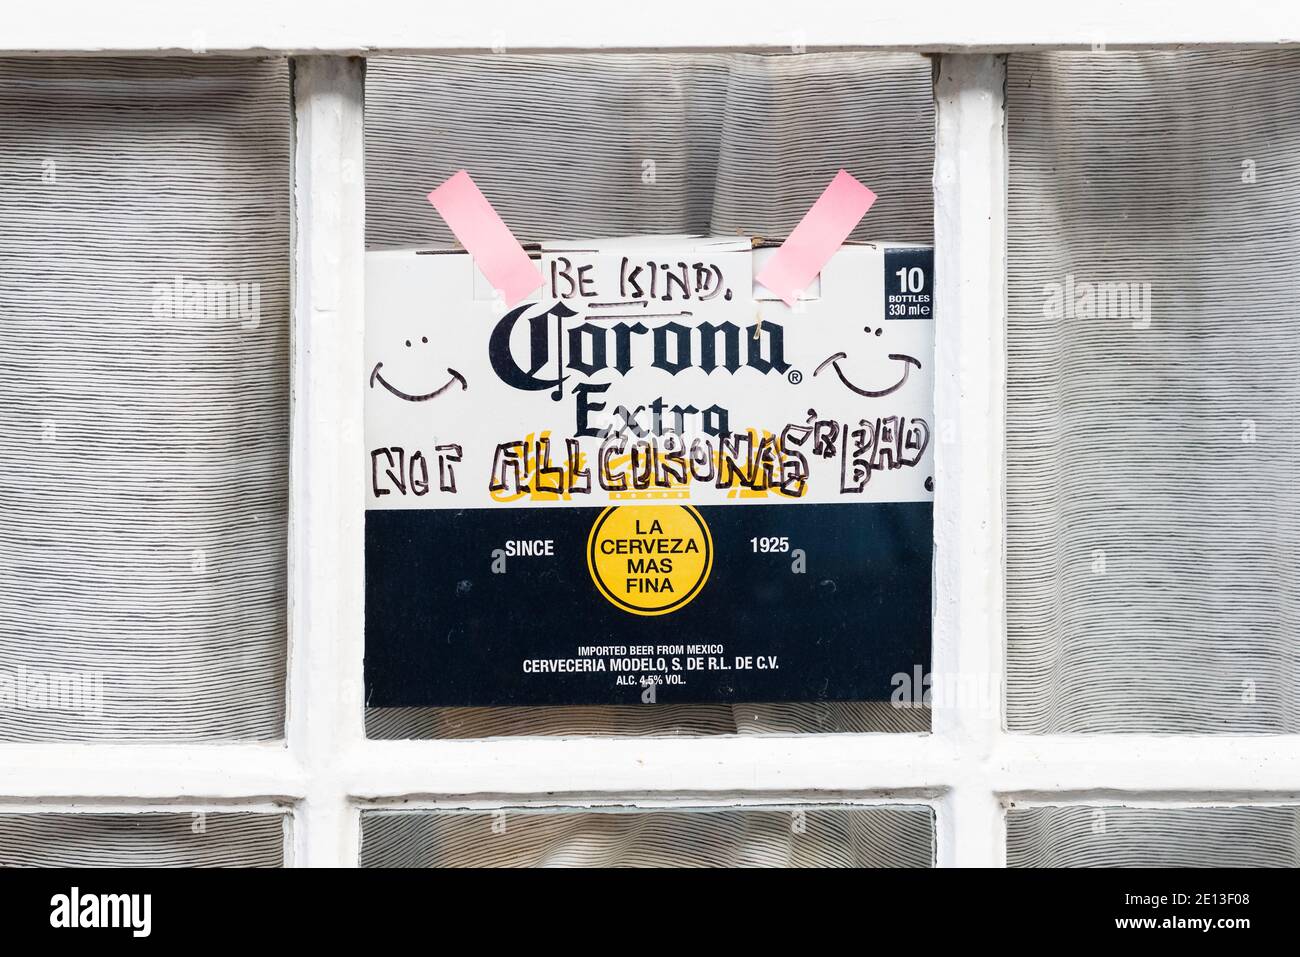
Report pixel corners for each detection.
[364,237,933,707]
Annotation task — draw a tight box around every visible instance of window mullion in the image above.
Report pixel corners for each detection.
[288,55,368,868]
[932,52,1009,867]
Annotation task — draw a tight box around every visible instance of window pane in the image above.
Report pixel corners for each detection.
[0,812,285,867]
[1005,51,1300,733]
[364,52,935,738]
[1007,805,1300,868]
[366,53,933,248]
[0,58,290,740]
[361,805,933,868]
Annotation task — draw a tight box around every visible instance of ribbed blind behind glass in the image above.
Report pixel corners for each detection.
[1007,806,1300,868]
[0,59,291,740]
[361,806,934,868]
[365,52,934,247]
[1005,51,1300,733]
[0,812,284,868]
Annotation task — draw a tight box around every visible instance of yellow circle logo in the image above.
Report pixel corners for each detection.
[586,505,713,616]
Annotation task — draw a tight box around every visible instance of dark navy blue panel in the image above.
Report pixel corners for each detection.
[883,247,934,320]
[366,504,930,707]
[365,502,931,707]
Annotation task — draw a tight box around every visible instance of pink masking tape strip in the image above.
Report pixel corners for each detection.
[754,169,878,308]
[426,170,543,307]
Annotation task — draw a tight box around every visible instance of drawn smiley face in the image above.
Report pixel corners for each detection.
[813,326,921,399]
[369,335,468,402]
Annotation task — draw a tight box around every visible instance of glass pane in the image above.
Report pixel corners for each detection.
[367,701,927,738]
[0,812,285,867]
[361,805,933,868]
[1005,51,1300,733]
[0,58,291,740]
[364,52,936,738]
[1007,805,1300,868]
[366,53,933,248]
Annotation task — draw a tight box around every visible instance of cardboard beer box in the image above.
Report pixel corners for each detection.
[364,236,934,707]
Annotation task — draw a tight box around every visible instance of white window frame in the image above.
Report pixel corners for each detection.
[3,1,1299,869]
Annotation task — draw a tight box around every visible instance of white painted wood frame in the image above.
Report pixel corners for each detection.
[1,3,1298,869]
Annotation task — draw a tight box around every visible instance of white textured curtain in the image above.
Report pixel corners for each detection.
[1007,806,1300,867]
[361,806,933,868]
[1006,51,1300,733]
[365,52,934,248]
[364,51,935,738]
[0,59,291,740]
[0,813,284,867]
